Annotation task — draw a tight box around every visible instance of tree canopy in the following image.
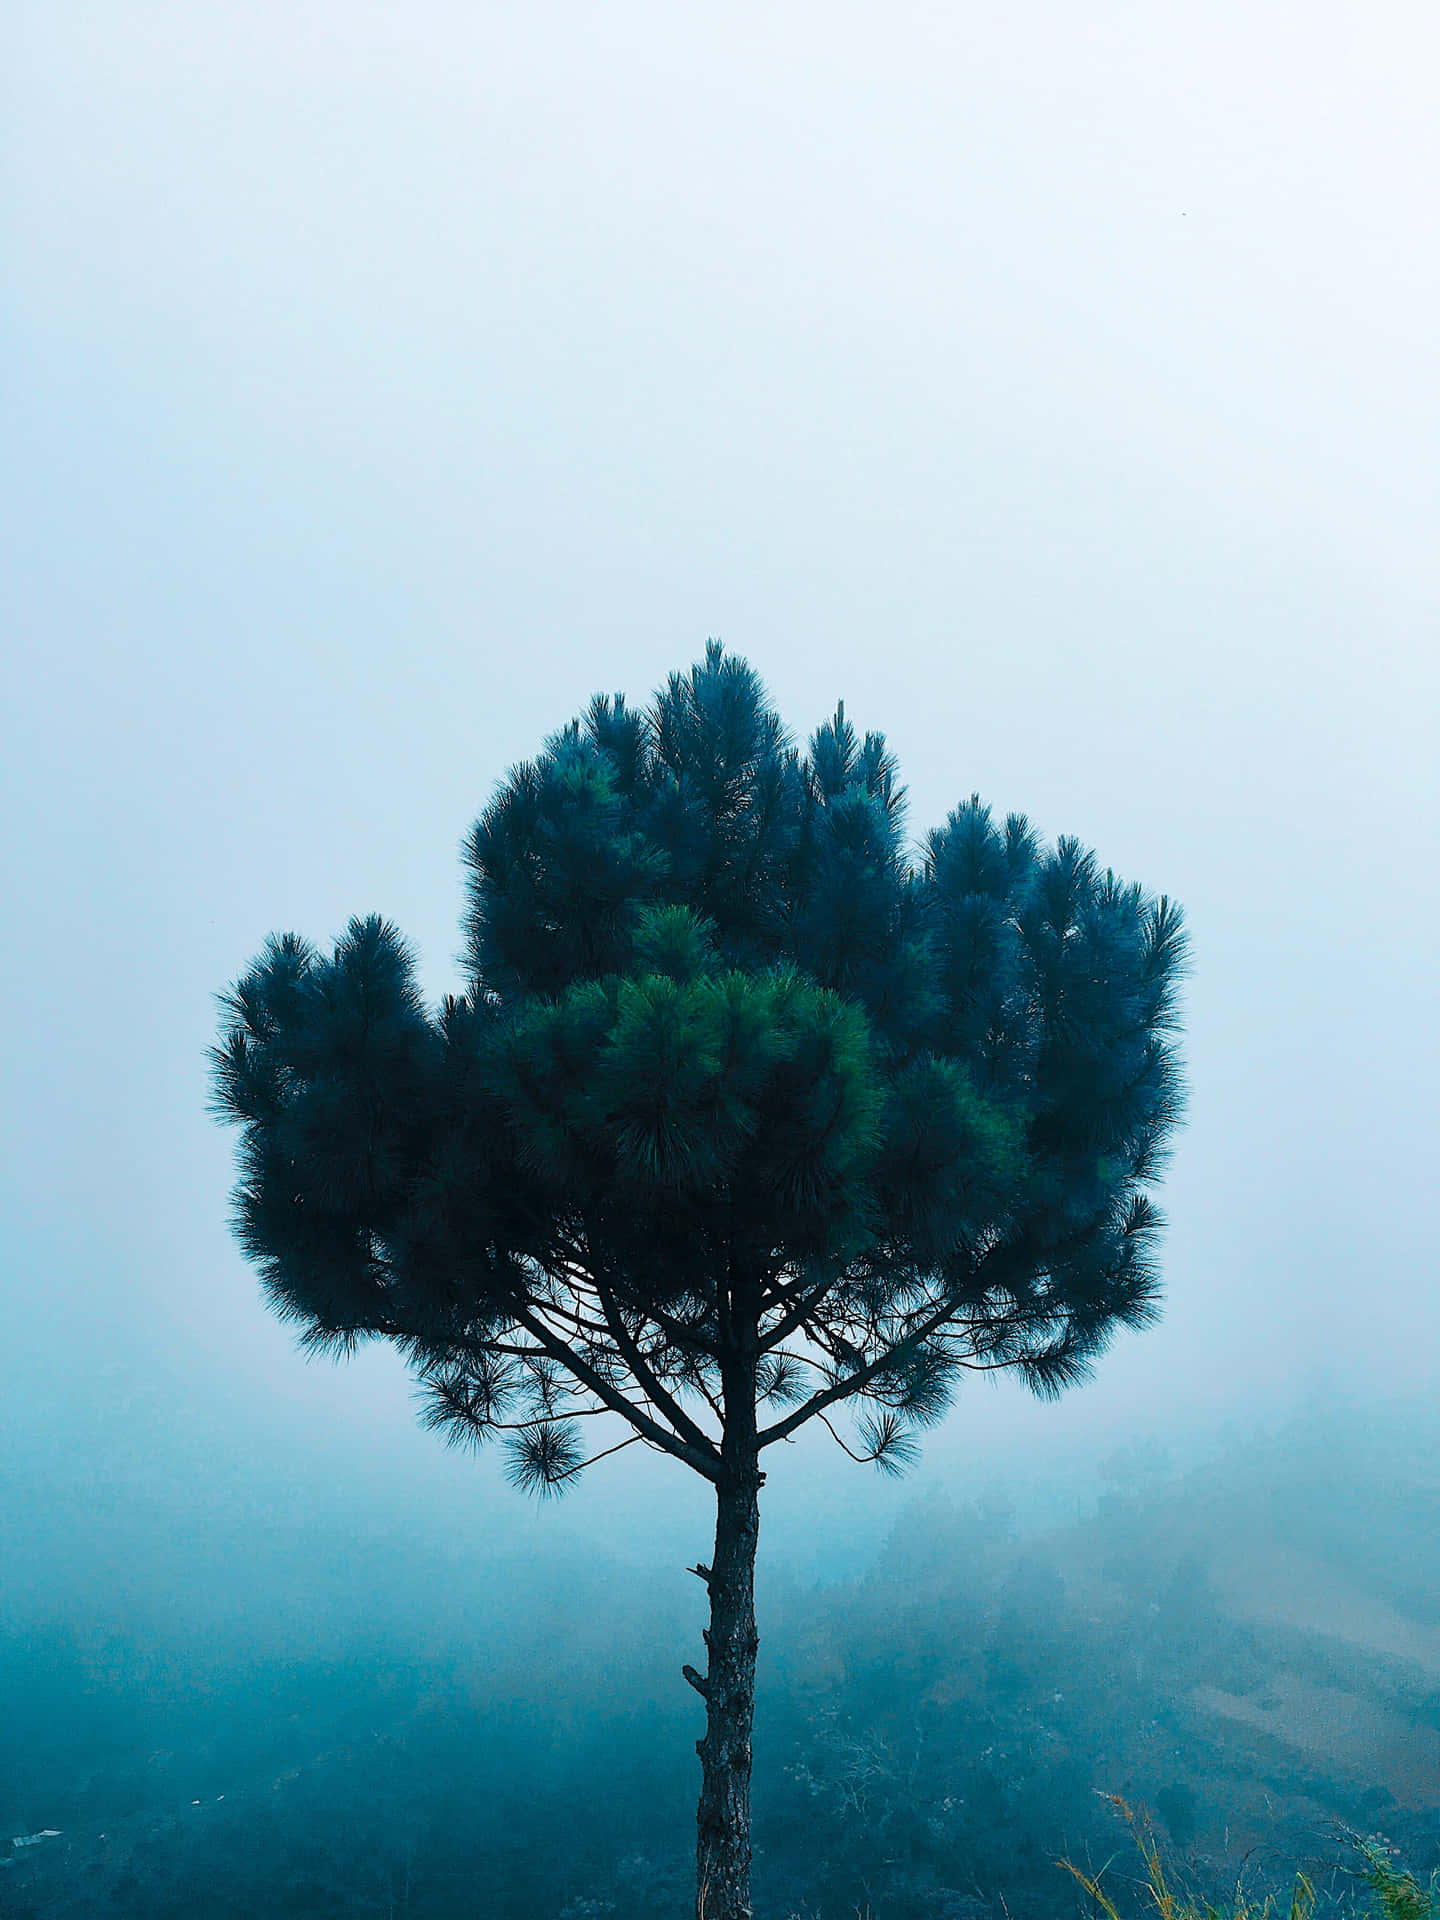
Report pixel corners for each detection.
[211,642,1185,1492]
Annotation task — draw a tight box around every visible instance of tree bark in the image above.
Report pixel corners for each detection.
[693,1459,762,1920]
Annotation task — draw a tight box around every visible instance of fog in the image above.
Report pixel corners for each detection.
[3,3,1438,1915]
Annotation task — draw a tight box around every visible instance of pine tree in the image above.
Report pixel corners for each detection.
[210,644,1187,1920]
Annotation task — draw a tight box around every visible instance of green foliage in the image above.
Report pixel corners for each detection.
[1062,1798,1318,1920]
[211,641,1187,1486]
[1063,1803,1440,1920]
[1352,1839,1440,1920]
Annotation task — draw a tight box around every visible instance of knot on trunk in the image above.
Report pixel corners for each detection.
[682,1663,712,1700]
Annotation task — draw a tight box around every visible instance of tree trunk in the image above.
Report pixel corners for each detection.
[693,1463,762,1920]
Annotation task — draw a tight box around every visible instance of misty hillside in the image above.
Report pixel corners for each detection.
[5,1401,1438,1920]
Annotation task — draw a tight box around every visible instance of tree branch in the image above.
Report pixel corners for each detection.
[510,1302,721,1480]
[756,1227,1109,1450]
[760,1271,849,1350]
[756,1293,965,1450]
[815,1410,873,1465]
[682,1663,711,1700]
[596,1283,719,1460]
[552,1432,648,1483]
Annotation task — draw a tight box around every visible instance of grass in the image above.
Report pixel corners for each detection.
[1060,1797,1439,1920]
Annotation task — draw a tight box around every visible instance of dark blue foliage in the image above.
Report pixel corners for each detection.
[211,643,1187,1486]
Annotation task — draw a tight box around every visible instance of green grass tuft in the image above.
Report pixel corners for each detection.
[1061,1797,1439,1920]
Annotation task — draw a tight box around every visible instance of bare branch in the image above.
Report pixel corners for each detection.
[510,1302,722,1479]
[682,1663,711,1700]
[815,1410,872,1465]
[551,1432,648,1483]
[596,1283,719,1459]
[758,1268,849,1349]
[757,1293,964,1451]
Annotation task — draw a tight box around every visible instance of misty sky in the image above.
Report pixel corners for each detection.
[3,2,1438,1582]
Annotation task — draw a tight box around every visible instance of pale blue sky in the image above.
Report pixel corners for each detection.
[3,0,1437,1577]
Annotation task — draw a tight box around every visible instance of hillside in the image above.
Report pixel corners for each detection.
[4,1409,1438,1919]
